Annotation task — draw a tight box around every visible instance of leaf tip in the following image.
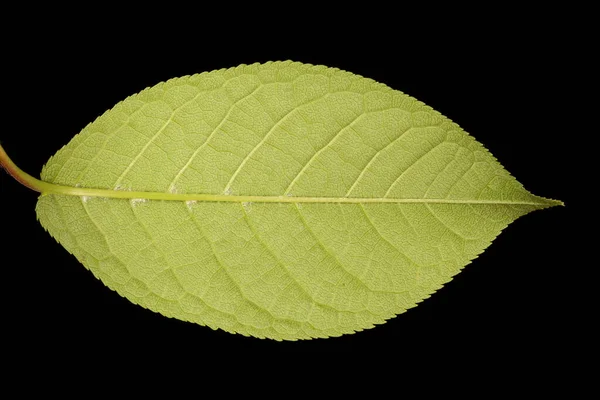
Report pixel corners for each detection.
[539,196,565,209]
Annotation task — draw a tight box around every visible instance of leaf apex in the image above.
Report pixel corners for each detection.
[536,195,565,209]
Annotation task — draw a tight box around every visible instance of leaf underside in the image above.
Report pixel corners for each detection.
[36,61,558,340]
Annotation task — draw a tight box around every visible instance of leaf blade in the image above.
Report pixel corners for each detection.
[33,61,561,340]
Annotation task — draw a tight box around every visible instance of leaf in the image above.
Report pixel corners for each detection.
[0,61,562,340]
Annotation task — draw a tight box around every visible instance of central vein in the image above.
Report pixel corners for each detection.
[46,187,553,205]
[0,144,561,207]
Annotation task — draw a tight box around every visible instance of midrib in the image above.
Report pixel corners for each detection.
[0,145,561,207]
[38,182,559,206]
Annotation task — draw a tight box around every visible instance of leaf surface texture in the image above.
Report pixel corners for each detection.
[36,61,558,339]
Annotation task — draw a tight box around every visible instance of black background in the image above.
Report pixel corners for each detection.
[0,9,585,371]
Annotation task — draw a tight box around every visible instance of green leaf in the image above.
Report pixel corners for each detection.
[1,61,562,340]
